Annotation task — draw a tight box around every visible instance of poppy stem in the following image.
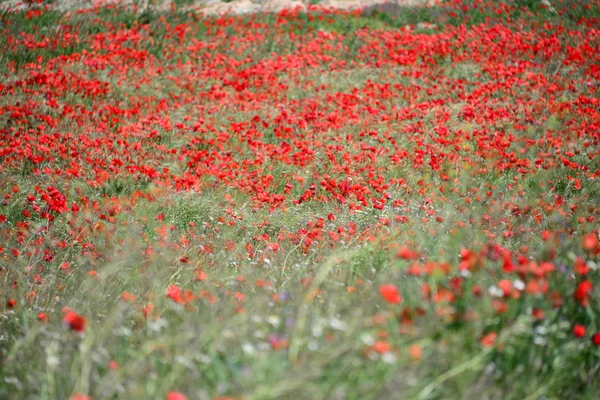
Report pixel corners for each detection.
[288,249,359,365]
[418,349,491,399]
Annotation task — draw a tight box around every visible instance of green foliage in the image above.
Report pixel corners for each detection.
[0,1,599,399]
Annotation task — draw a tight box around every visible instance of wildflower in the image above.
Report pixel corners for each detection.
[166,284,182,303]
[574,280,592,306]
[573,258,589,276]
[141,303,155,319]
[37,312,49,323]
[195,269,208,281]
[63,311,86,333]
[396,246,419,260]
[121,292,136,302]
[481,331,497,347]
[409,344,422,360]
[583,233,598,254]
[166,392,187,400]
[379,284,403,304]
[573,324,586,338]
[70,395,92,400]
[371,340,391,353]
[268,334,289,350]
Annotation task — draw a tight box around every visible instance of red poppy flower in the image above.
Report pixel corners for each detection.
[574,258,589,276]
[166,284,182,303]
[121,292,136,302]
[37,312,49,323]
[70,395,92,400]
[574,280,592,306]
[141,303,155,319]
[481,331,497,347]
[583,233,598,254]
[379,284,403,304]
[371,340,391,353]
[573,324,586,337]
[166,392,187,400]
[63,311,86,333]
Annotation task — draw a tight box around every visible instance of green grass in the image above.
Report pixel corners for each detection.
[0,1,599,399]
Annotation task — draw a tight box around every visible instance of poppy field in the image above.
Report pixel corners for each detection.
[0,0,599,398]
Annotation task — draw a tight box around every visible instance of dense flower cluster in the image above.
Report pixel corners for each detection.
[0,0,598,398]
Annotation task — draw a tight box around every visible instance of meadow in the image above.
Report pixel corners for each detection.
[0,0,599,398]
